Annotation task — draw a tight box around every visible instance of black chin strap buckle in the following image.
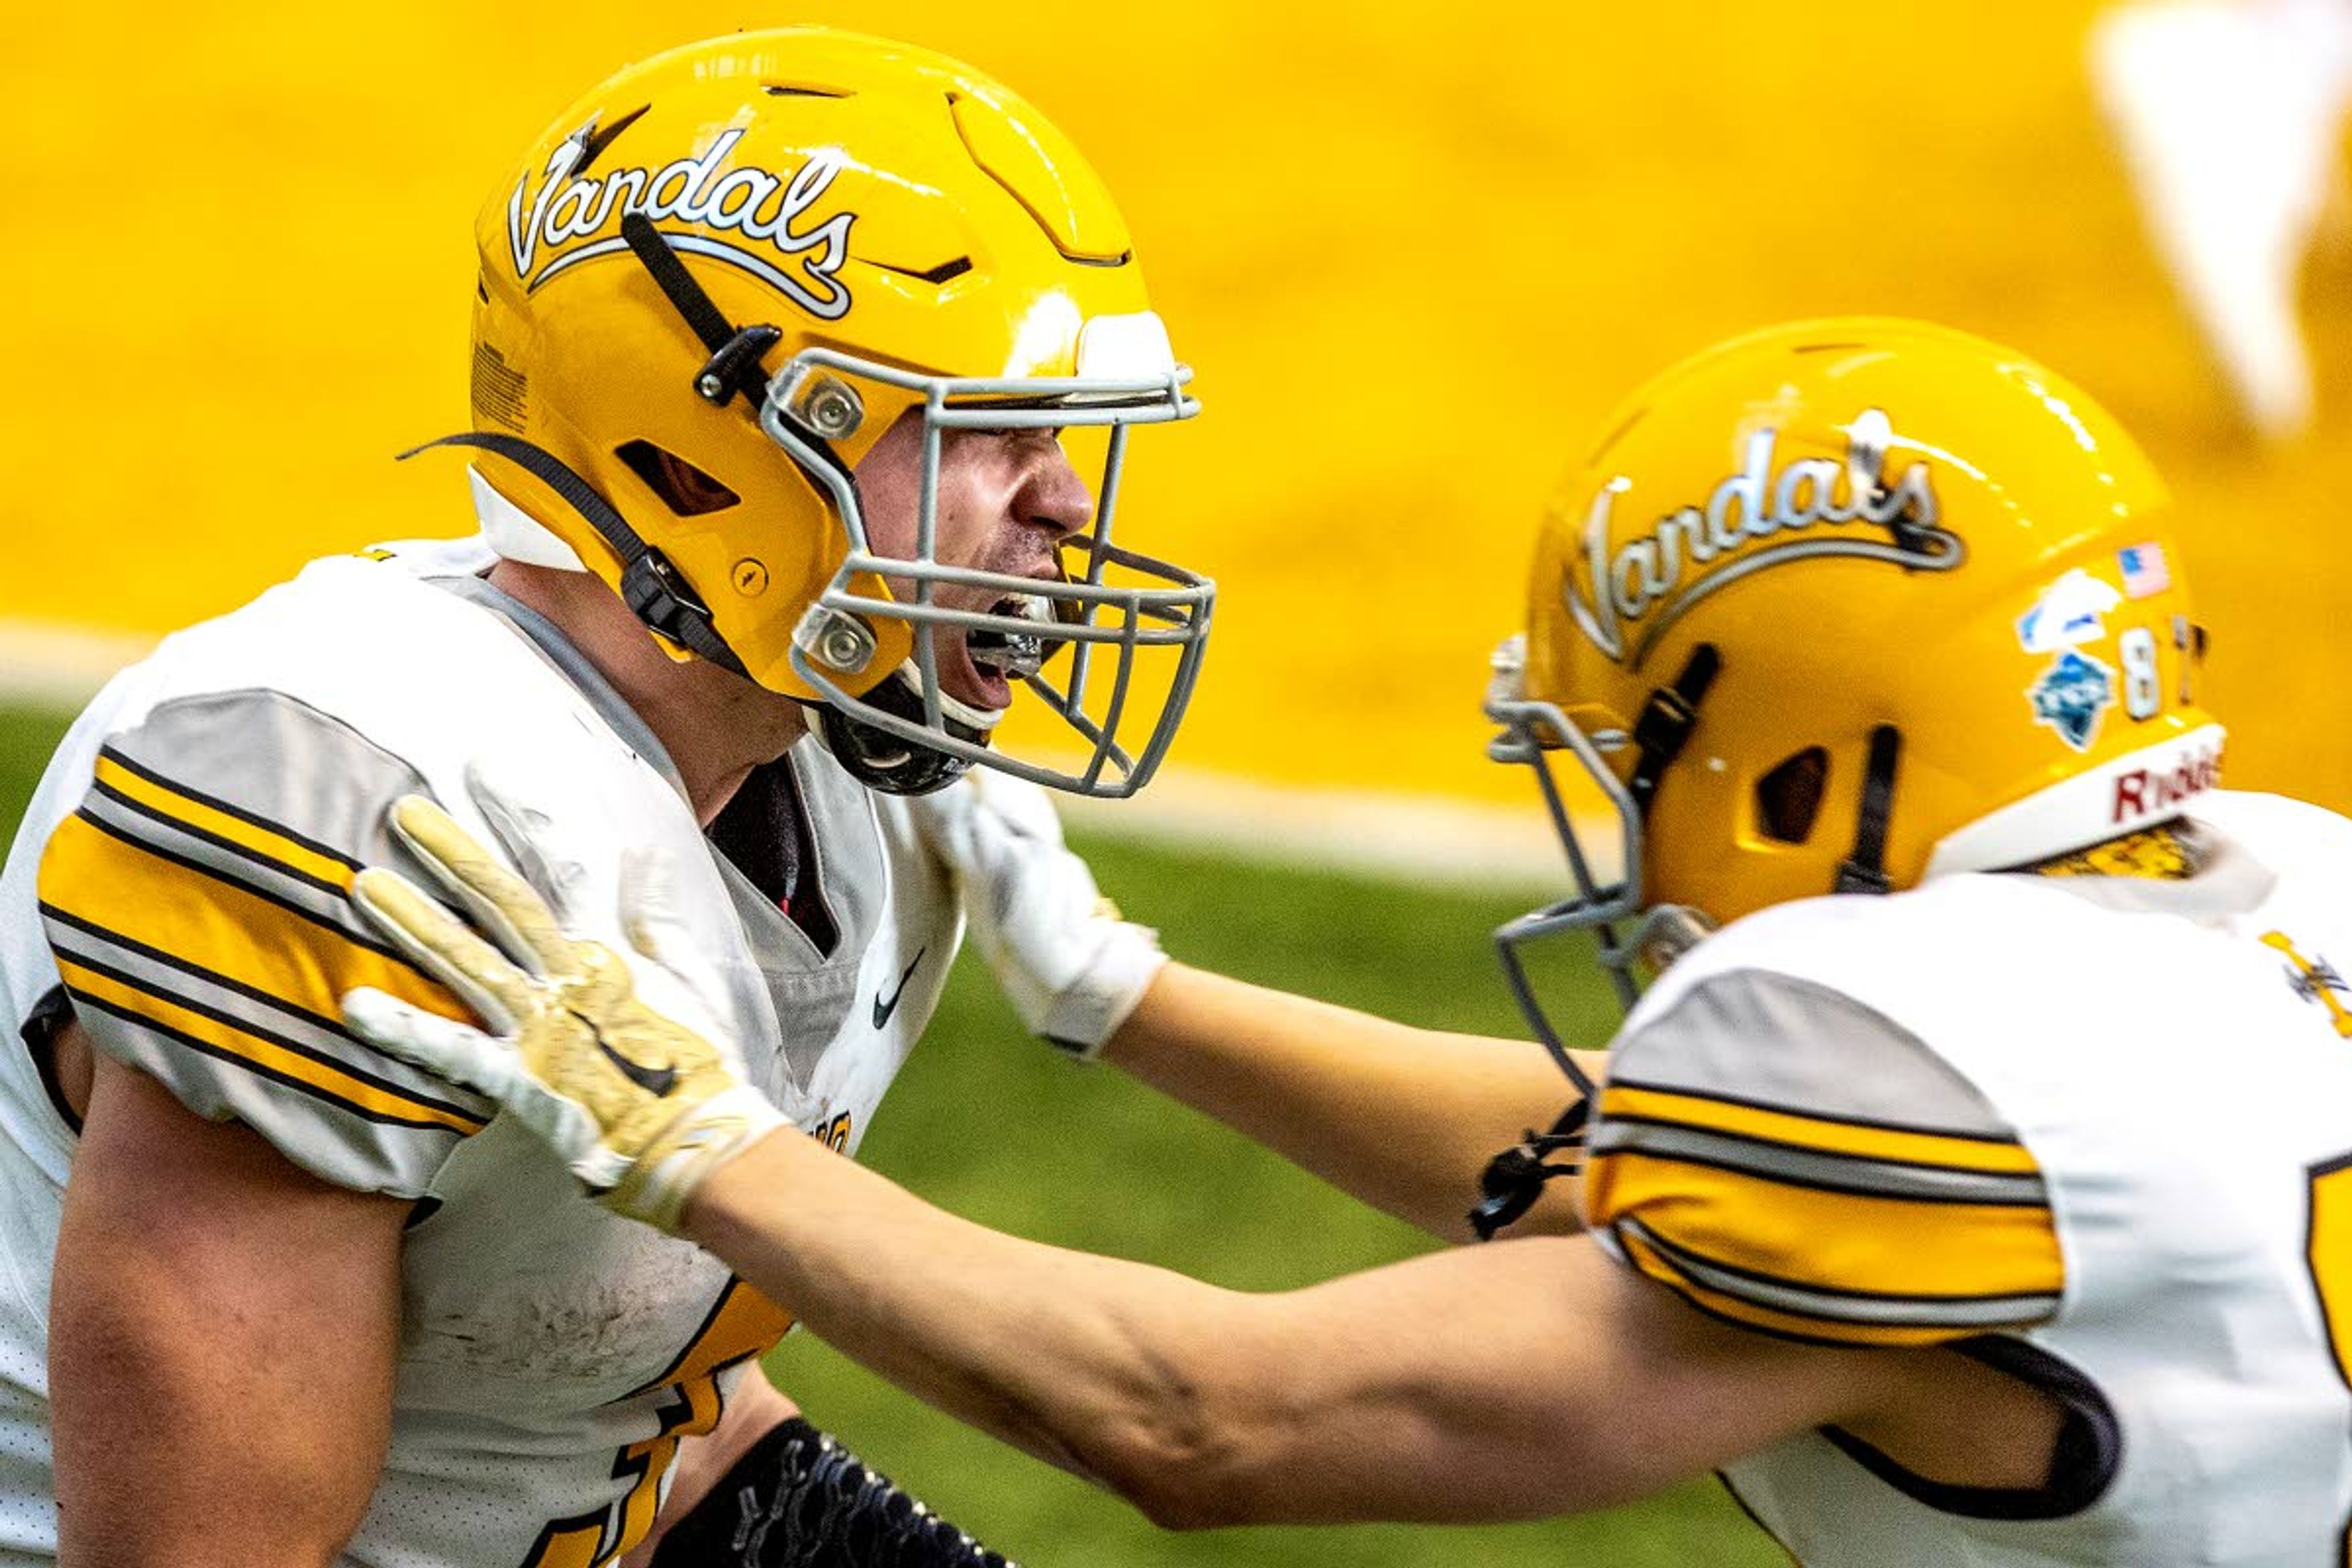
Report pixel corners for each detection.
[695,324,784,407]
[1627,643,1721,820]
[1468,1099,1591,1241]
[1632,685,1701,761]
[621,548,716,649]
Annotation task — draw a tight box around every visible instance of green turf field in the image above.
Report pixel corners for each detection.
[0,703,1778,1566]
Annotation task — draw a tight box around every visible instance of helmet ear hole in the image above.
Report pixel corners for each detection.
[1755,746,1831,844]
[615,440,741,518]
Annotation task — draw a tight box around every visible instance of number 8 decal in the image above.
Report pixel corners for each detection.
[2307,1154,2352,1561]
[2119,627,2160,722]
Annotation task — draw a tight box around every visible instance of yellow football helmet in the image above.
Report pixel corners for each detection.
[428,29,1212,796]
[1490,318,2223,1031]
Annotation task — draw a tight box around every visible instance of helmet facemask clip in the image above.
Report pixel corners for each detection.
[619,211,783,412]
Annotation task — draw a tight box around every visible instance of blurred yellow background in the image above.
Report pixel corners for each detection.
[1,0,2343,812]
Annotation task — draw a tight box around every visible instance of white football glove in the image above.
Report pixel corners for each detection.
[910,771,1167,1060]
[341,793,787,1234]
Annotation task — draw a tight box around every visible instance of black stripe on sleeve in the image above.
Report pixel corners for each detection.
[1586,1144,2052,1208]
[40,900,443,1072]
[97,745,368,872]
[1623,1214,2056,1310]
[51,943,486,1128]
[64,987,478,1137]
[1595,1111,2046,1182]
[88,777,350,901]
[1604,1072,2024,1144]
[61,809,417,969]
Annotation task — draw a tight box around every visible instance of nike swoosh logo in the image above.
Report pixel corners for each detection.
[872,946,928,1030]
[597,1035,677,1098]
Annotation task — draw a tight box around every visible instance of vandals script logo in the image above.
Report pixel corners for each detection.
[507,114,856,319]
[1564,409,1963,669]
[2027,649,2115,752]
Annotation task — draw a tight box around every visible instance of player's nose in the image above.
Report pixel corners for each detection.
[1017,442,1094,541]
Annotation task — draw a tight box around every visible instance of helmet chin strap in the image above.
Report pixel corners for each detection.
[399,431,748,678]
[812,671,982,796]
[1833,725,1902,895]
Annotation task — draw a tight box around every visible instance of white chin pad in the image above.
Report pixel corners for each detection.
[900,657,1006,733]
[940,687,1006,731]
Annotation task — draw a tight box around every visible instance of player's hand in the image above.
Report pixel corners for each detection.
[908,771,1166,1059]
[338,794,787,1233]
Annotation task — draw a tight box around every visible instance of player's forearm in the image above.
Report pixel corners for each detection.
[1101,963,1597,1241]
[686,1147,1792,1532]
[684,1127,1275,1524]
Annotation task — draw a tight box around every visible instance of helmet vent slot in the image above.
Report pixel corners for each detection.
[615,440,741,517]
[869,255,974,285]
[763,81,854,98]
[1755,746,1830,844]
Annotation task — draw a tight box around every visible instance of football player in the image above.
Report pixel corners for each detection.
[0,28,1210,1568]
[346,319,2352,1564]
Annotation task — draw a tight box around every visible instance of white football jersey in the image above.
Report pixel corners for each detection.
[0,540,963,1566]
[1584,790,2352,1567]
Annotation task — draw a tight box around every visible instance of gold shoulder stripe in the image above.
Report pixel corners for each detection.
[39,812,461,1025]
[1585,1147,2062,1300]
[57,957,484,1134]
[92,750,360,892]
[1600,1082,2040,1175]
[1615,1225,2036,1349]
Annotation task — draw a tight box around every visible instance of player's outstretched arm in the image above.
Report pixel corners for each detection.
[339,796,1986,1531]
[911,773,1599,1241]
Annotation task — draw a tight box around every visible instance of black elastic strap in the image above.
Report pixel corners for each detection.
[649,1415,1016,1567]
[20,985,81,1134]
[1469,1097,1591,1241]
[398,431,747,677]
[1833,724,1902,895]
[620,211,783,409]
[1819,1336,2120,1521]
[1627,643,1721,821]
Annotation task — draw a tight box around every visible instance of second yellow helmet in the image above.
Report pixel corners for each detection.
[1491,318,2222,1013]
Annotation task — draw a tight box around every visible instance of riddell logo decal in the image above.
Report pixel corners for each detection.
[507,116,856,319]
[1563,409,1964,669]
[2111,746,2219,823]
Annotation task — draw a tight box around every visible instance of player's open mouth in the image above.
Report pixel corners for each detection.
[957,596,1051,713]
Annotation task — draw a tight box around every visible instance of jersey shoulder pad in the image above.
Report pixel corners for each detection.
[1588,962,2062,1348]
[36,686,490,1197]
